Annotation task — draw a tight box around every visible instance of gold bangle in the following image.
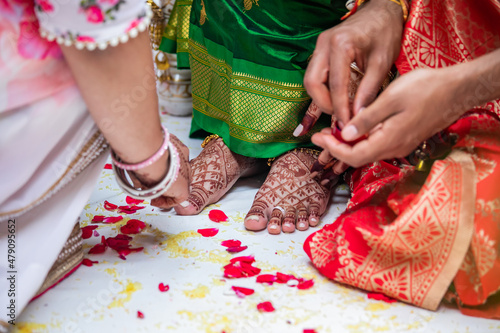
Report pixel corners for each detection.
[201,134,221,148]
[267,148,321,167]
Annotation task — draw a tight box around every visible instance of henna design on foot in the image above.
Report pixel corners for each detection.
[244,149,333,234]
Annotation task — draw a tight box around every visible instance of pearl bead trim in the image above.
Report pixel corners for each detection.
[39,4,153,51]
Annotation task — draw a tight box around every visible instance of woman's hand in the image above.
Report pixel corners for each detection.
[299,0,404,134]
[132,134,191,209]
[311,66,472,167]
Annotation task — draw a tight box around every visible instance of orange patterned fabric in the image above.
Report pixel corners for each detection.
[304,0,500,318]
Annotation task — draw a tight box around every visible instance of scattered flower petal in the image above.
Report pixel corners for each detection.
[93,230,100,237]
[81,225,98,239]
[231,286,254,298]
[82,258,98,267]
[137,311,144,319]
[120,219,146,235]
[276,272,296,284]
[257,301,275,312]
[367,293,397,303]
[224,256,261,278]
[103,200,118,211]
[226,246,248,253]
[221,239,241,247]
[88,236,107,254]
[303,330,317,333]
[230,256,255,264]
[208,209,228,222]
[104,163,112,169]
[158,283,169,292]
[297,279,314,290]
[197,228,219,237]
[91,215,123,224]
[256,274,276,284]
[126,196,144,205]
[118,205,145,214]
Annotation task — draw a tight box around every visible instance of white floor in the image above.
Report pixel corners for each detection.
[15,115,500,333]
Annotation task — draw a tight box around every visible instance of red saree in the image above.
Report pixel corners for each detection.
[304,0,500,318]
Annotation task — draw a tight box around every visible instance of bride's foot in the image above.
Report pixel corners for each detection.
[175,137,259,215]
[244,149,335,234]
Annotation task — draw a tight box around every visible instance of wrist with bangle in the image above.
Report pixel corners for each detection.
[343,0,410,22]
[111,125,181,200]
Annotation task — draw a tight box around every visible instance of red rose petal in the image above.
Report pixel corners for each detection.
[231,286,254,298]
[303,330,317,333]
[120,219,146,235]
[103,200,118,211]
[208,209,228,222]
[117,247,144,260]
[81,225,98,239]
[226,246,248,253]
[257,301,275,312]
[82,258,98,267]
[221,239,241,247]
[256,274,276,284]
[297,279,314,290]
[276,272,296,283]
[197,228,219,237]
[91,216,123,224]
[118,205,145,214]
[367,293,397,303]
[126,196,144,205]
[93,230,99,237]
[88,236,107,254]
[230,256,255,264]
[137,311,144,319]
[158,283,169,292]
[223,257,261,279]
[104,163,112,169]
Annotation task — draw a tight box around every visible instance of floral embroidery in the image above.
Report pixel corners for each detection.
[35,0,53,12]
[79,0,126,24]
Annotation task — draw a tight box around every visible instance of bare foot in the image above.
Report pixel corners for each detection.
[175,137,259,215]
[244,149,335,234]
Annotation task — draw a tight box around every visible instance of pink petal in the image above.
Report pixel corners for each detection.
[81,225,98,239]
[303,330,317,333]
[117,247,143,260]
[257,301,275,312]
[158,283,169,292]
[120,219,146,235]
[137,311,144,319]
[208,209,228,222]
[226,246,248,253]
[126,196,144,205]
[104,200,118,211]
[104,163,112,169]
[297,279,314,290]
[231,286,254,298]
[367,293,397,303]
[256,274,276,284]
[197,228,219,237]
[221,239,241,247]
[82,258,98,267]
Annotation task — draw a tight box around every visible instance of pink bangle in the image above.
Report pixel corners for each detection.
[111,125,170,171]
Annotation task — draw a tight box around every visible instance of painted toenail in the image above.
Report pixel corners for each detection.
[298,222,307,228]
[179,201,190,208]
[310,217,317,222]
[269,224,279,229]
[245,215,260,222]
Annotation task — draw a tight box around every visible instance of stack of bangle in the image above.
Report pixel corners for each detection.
[111,125,181,200]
